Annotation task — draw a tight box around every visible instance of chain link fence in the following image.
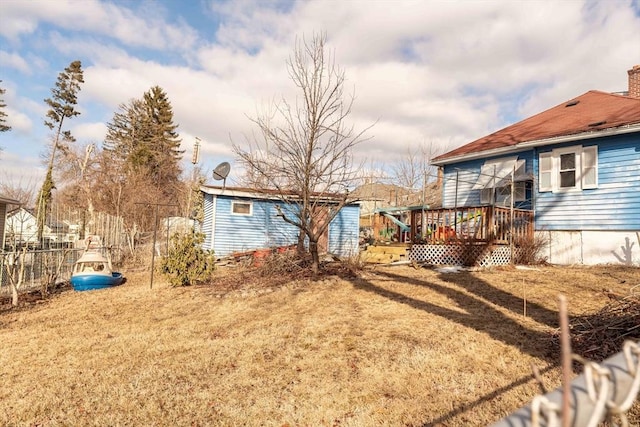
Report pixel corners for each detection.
[0,248,85,296]
[491,340,640,427]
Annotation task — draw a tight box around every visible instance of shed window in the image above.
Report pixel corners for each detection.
[231,201,252,215]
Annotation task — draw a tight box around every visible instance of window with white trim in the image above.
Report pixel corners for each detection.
[231,201,252,215]
[538,145,598,192]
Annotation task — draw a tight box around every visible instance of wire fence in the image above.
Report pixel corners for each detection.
[491,340,640,427]
[0,248,84,295]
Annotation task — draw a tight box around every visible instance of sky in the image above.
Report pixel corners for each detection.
[0,0,639,192]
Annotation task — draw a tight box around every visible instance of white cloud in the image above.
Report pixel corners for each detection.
[1,0,639,187]
[0,151,45,190]
[0,51,30,74]
[0,0,198,51]
[3,107,32,134]
[72,122,107,142]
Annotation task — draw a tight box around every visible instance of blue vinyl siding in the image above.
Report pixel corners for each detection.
[328,204,360,257]
[202,192,361,258]
[211,197,299,256]
[202,193,214,251]
[534,134,640,231]
[442,151,533,210]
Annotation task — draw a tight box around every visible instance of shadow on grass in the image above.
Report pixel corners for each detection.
[353,269,558,361]
[419,363,556,427]
[348,268,561,425]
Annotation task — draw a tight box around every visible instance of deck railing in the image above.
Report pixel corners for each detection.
[408,206,534,245]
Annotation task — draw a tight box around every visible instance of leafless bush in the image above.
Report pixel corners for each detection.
[513,233,549,265]
[257,249,307,276]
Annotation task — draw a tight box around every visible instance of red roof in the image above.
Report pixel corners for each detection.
[433,90,640,163]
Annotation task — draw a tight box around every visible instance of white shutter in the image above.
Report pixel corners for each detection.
[582,146,598,189]
[538,152,553,192]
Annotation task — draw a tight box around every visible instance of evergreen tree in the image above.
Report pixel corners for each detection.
[103,86,183,232]
[105,86,183,188]
[142,86,183,190]
[36,60,84,241]
[0,82,11,133]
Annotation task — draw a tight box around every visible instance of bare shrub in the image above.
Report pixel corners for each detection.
[257,249,307,276]
[513,233,549,265]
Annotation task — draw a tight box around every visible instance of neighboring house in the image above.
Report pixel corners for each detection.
[163,216,198,236]
[432,65,640,266]
[5,207,71,248]
[0,195,21,250]
[200,185,360,259]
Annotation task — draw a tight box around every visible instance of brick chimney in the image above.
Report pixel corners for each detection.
[629,65,640,98]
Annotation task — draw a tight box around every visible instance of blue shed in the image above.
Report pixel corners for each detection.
[200,186,360,259]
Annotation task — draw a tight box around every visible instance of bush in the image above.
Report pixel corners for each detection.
[160,231,215,286]
[513,233,549,265]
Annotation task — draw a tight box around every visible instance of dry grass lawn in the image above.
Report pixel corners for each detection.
[1,263,639,426]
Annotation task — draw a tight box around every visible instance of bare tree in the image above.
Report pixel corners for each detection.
[234,33,372,273]
[56,142,99,238]
[5,247,27,306]
[390,141,441,190]
[0,177,37,208]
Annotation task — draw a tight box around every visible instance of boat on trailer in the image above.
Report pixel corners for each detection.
[71,236,125,291]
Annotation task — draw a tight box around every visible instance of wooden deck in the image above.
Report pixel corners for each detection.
[407,206,534,245]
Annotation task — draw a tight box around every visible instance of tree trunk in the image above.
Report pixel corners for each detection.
[309,241,320,275]
[297,232,305,254]
[10,250,26,306]
[11,285,18,306]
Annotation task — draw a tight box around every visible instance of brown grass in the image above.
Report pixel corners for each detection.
[1,264,639,426]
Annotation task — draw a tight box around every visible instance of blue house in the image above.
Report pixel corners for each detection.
[431,65,640,266]
[200,185,360,259]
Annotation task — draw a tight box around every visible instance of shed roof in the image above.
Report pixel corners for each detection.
[200,185,356,204]
[433,90,640,165]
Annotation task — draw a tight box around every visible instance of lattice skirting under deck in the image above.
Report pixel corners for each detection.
[409,244,520,267]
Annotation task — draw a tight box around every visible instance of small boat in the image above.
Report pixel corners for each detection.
[71,236,125,291]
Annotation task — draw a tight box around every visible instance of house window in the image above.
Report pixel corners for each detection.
[231,201,252,215]
[481,182,526,205]
[559,153,576,188]
[538,145,598,192]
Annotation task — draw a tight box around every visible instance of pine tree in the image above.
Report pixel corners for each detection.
[37,60,84,241]
[142,86,183,191]
[103,86,183,232]
[0,82,11,133]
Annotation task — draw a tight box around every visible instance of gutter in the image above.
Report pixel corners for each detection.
[432,123,640,166]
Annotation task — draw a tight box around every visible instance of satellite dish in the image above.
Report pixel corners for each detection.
[212,161,231,188]
[213,162,230,181]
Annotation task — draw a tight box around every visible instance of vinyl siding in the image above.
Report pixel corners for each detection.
[211,197,299,257]
[0,203,6,249]
[534,134,640,231]
[201,192,359,258]
[441,151,534,210]
[202,193,214,252]
[328,204,360,257]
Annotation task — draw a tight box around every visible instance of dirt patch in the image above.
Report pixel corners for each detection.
[0,281,72,313]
